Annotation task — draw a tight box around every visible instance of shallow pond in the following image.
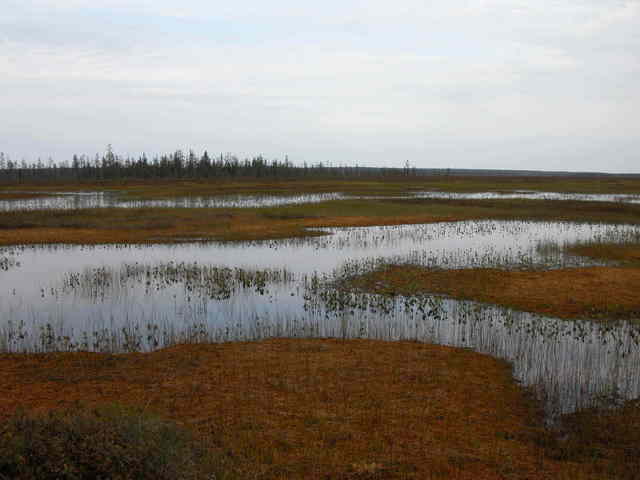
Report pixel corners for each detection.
[0,191,346,211]
[1,219,639,417]
[413,190,640,203]
[1,189,640,211]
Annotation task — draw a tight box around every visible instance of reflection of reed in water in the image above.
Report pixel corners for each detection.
[0,255,19,271]
[61,262,294,301]
[0,192,346,211]
[2,285,638,420]
[3,190,640,212]
[304,281,640,420]
[2,219,640,419]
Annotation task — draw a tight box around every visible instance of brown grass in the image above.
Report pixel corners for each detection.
[5,175,640,196]
[347,265,640,321]
[389,197,640,225]
[2,195,640,246]
[1,339,636,479]
[0,206,457,245]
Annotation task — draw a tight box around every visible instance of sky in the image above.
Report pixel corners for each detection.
[1,1,639,173]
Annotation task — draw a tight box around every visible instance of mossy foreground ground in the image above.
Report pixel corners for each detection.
[1,339,638,479]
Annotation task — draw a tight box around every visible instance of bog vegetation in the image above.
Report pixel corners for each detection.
[1,167,640,479]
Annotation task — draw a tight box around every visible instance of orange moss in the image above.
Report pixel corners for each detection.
[0,339,550,479]
[0,210,457,245]
[350,265,640,320]
[0,339,640,480]
[2,339,636,478]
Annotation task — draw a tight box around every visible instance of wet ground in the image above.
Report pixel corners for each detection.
[2,219,639,417]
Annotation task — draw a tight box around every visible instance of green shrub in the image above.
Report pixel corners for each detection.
[0,404,226,480]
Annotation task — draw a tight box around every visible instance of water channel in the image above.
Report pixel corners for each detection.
[2,190,640,211]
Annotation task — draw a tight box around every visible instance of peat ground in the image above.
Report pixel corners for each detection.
[2,339,638,479]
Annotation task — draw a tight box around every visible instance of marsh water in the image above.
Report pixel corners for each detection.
[0,191,347,211]
[1,219,639,417]
[414,190,640,203]
[2,189,640,211]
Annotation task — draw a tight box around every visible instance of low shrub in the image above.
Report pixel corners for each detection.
[0,404,225,480]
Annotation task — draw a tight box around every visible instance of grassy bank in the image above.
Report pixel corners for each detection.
[1,338,637,479]
[346,264,640,321]
[3,175,640,199]
[0,202,456,245]
[1,197,640,245]
[343,240,640,322]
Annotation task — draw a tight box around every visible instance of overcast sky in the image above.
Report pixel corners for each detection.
[1,1,639,172]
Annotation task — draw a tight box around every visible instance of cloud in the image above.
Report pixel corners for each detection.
[1,1,638,172]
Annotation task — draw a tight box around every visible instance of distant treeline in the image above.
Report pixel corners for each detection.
[0,148,419,184]
[1,148,636,184]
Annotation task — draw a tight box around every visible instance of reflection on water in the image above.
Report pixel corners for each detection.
[0,192,346,211]
[0,255,18,271]
[2,189,640,211]
[304,290,640,418]
[414,190,640,203]
[1,219,639,417]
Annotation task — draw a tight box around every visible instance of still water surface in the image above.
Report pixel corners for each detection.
[414,190,640,203]
[2,190,640,211]
[2,220,639,416]
[0,192,346,211]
